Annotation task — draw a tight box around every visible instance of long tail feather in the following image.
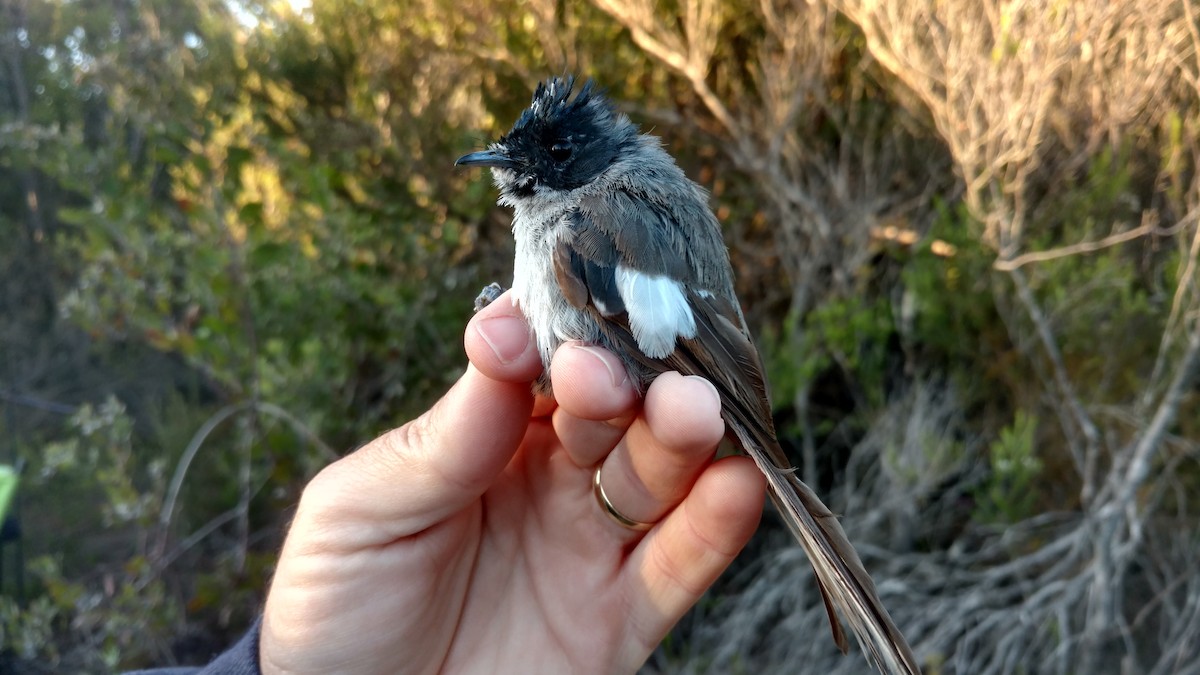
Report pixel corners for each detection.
[591,292,920,674]
[670,294,920,674]
[728,417,921,675]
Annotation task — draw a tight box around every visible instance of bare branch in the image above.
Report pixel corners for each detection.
[993,212,1186,272]
[1116,319,1200,512]
[591,0,741,135]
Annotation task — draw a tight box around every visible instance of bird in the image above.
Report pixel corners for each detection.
[456,75,920,675]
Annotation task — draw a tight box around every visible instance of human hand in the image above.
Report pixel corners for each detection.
[259,292,766,674]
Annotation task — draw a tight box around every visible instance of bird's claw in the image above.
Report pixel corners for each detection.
[474,282,505,313]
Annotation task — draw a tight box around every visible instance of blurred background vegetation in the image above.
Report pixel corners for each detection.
[1,0,1198,672]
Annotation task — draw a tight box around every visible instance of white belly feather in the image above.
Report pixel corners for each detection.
[510,218,595,368]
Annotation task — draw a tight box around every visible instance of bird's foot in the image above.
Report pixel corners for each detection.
[474,282,505,313]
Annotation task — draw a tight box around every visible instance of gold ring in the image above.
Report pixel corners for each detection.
[593,465,655,532]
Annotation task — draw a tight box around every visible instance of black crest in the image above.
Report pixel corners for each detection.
[512,76,602,131]
[495,76,636,193]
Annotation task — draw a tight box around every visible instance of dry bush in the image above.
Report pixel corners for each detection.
[594,0,951,317]
[831,1,1200,672]
[600,0,1200,673]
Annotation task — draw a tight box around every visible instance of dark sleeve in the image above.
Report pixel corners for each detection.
[124,616,261,675]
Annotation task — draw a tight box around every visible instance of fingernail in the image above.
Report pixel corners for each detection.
[570,344,629,389]
[476,317,531,364]
[684,375,721,407]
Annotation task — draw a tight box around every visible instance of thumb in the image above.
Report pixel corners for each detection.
[294,295,542,551]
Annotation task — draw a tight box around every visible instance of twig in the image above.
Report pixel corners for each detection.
[591,0,741,136]
[152,400,336,563]
[145,465,274,584]
[154,401,253,561]
[1006,267,1101,496]
[992,214,1185,271]
[1115,318,1200,513]
[1144,204,1200,407]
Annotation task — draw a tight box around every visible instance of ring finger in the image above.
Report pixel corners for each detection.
[595,372,724,534]
[553,361,726,537]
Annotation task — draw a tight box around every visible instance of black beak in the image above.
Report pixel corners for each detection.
[455,149,520,170]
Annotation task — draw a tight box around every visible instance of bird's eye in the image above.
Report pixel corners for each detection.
[549,141,573,162]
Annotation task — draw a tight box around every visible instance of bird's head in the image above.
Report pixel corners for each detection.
[456,76,637,201]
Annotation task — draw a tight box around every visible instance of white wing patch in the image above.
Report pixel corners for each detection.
[614,265,696,358]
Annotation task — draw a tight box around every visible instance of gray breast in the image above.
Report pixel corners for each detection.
[511,214,602,368]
